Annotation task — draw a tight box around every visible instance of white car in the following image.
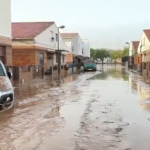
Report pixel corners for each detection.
[0,60,14,111]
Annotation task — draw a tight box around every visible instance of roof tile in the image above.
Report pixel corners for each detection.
[12,22,54,38]
[144,29,150,42]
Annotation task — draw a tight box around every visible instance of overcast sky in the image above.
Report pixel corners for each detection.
[12,0,150,49]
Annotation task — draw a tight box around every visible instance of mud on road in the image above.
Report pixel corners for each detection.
[0,66,150,150]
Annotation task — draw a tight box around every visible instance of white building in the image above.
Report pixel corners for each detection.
[0,0,12,65]
[61,33,83,56]
[129,41,139,57]
[137,29,150,64]
[82,39,90,58]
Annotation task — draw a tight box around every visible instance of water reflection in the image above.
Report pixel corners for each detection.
[129,75,150,111]
[13,74,77,109]
[89,67,129,81]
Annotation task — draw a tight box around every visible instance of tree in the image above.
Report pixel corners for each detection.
[95,48,109,65]
[122,47,129,57]
[90,48,96,59]
[111,50,122,64]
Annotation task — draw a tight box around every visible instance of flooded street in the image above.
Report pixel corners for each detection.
[0,65,150,150]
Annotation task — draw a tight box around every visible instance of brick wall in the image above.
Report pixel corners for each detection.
[13,49,36,66]
[5,46,12,66]
[19,66,33,80]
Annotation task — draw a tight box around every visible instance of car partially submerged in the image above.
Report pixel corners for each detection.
[0,61,14,111]
[84,59,97,71]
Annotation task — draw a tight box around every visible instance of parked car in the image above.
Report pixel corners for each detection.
[0,61,14,111]
[84,59,97,71]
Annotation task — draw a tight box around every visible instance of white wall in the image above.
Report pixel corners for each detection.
[0,0,11,37]
[63,41,72,52]
[35,23,69,51]
[62,34,83,56]
[82,39,90,57]
[53,53,66,65]
[78,35,83,56]
[72,36,78,55]
[137,32,150,53]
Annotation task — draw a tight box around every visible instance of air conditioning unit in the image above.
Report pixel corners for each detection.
[51,37,54,42]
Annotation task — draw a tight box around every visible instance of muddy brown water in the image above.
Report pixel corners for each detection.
[0,65,150,150]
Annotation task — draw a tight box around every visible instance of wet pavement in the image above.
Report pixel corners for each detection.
[0,65,150,150]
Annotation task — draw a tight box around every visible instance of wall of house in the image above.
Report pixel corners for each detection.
[129,43,133,57]
[12,40,34,48]
[77,35,83,55]
[0,0,11,37]
[78,35,83,56]
[82,40,90,57]
[72,36,78,55]
[53,53,66,65]
[0,0,12,66]
[34,23,68,51]
[62,39,72,52]
[138,32,150,53]
[5,46,12,65]
[12,49,36,66]
[66,53,73,63]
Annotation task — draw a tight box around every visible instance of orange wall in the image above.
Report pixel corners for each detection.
[66,53,73,63]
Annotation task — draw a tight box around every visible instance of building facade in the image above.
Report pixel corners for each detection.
[61,33,83,64]
[82,39,90,58]
[12,22,68,72]
[0,0,12,65]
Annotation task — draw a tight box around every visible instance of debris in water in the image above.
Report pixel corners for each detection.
[103,121,114,124]
[115,127,123,132]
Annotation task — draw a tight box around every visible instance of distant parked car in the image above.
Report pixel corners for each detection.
[84,59,97,71]
[0,61,14,111]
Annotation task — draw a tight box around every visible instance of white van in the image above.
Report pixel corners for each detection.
[0,60,14,111]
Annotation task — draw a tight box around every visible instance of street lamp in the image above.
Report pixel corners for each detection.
[57,25,65,75]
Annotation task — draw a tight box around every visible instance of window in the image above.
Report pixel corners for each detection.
[56,34,58,42]
[39,53,44,66]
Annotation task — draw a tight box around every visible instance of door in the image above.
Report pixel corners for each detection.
[39,53,44,66]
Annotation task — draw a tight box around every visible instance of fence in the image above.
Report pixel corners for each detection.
[6,65,43,81]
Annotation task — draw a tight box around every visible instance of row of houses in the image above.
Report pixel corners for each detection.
[0,0,90,80]
[129,29,150,78]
